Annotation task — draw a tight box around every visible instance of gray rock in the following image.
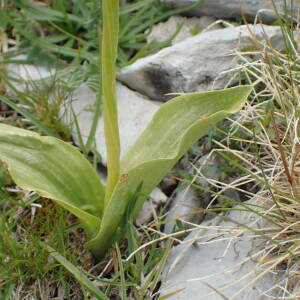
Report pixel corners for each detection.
[164,154,221,234]
[136,187,168,225]
[151,187,169,205]
[194,154,241,206]
[118,25,284,101]
[163,0,298,24]
[5,55,55,95]
[136,199,154,226]
[147,15,221,46]
[70,82,162,164]
[164,185,202,234]
[194,153,220,189]
[160,198,283,299]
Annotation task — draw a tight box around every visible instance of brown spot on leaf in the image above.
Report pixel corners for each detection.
[2,160,9,169]
[120,173,128,182]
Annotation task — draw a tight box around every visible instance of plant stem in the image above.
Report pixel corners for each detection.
[102,0,121,205]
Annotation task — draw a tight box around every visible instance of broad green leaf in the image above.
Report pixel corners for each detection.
[102,0,121,204]
[43,244,110,300]
[0,124,104,236]
[87,86,252,258]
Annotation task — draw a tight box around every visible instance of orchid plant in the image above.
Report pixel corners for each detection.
[0,0,251,260]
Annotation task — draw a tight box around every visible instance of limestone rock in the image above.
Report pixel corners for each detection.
[5,55,54,95]
[136,187,168,225]
[150,187,169,205]
[147,15,221,46]
[118,25,284,101]
[194,153,220,190]
[160,198,283,299]
[164,185,201,234]
[70,82,162,164]
[163,0,298,24]
[164,154,221,234]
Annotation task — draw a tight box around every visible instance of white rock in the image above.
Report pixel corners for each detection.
[147,15,221,45]
[164,185,201,234]
[70,82,162,164]
[164,154,221,234]
[193,153,220,188]
[136,200,155,226]
[160,198,283,299]
[163,0,298,24]
[6,55,54,94]
[150,187,168,205]
[118,25,284,100]
[136,187,168,225]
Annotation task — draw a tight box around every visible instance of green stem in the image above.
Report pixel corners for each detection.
[101,0,121,205]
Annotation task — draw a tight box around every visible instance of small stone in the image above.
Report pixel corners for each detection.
[136,200,154,226]
[136,187,168,225]
[150,187,168,205]
[164,185,202,234]
[164,153,221,234]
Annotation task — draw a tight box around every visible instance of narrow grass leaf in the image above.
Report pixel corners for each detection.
[13,0,82,24]
[43,244,110,300]
[0,95,59,137]
[139,241,173,299]
[116,244,127,300]
[2,282,14,300]
[120,0,155,15]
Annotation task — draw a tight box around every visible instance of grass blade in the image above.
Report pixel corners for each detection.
[116,244,127,300]
[0,95,59,137]
[43,244,110,300]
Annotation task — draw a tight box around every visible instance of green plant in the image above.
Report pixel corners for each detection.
[0,0,252,260]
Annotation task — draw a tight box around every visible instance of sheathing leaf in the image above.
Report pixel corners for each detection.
[87,86,252,258]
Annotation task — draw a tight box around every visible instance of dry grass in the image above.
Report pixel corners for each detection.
[158,21,300,299]
[209,25,300,298]
[237,35,300,297]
